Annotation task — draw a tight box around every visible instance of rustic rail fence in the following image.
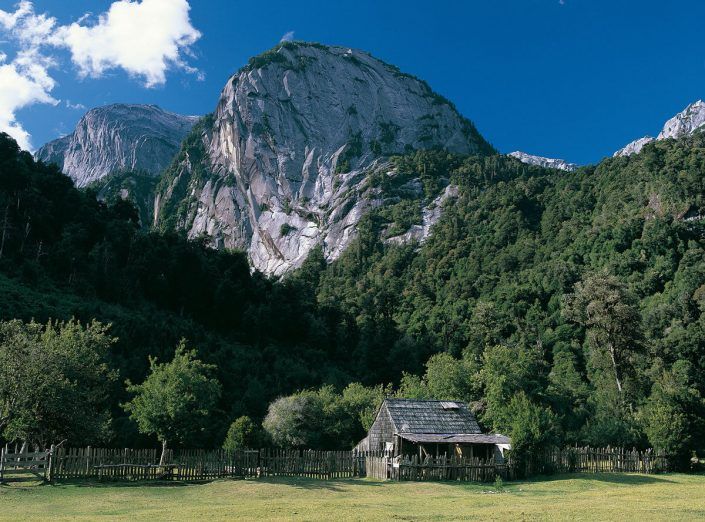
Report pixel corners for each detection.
[362,447,667,483]
[397,455,508,482]
[0,445,670,484]
[50,447,261,481]
[259,449,355,479]
[0,444,51,482]
[363,455,508,482]
[517,446,669,476]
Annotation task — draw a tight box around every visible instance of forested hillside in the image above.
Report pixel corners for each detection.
[0,133,367,447]
[276,133,705,464]
[1,130,704,466]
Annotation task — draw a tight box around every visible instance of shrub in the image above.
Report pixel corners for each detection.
[223,416,259,451]
[280,223,296,237]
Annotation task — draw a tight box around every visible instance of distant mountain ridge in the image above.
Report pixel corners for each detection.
[35,104,200,187]
[614,100,705,157]
[508,151,578,172]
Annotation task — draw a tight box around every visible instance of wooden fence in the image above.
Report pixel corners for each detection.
[363,455,508,482]
[0,445,51,482]
[259,449,355,479]
[364,455,390,480]
[362,447,667,483]
[396,455,508,482]
[1,445,670,484]
[50,447,260,481]
[517,446,669,476]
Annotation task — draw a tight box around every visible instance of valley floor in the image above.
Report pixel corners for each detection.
[0,473,703,521]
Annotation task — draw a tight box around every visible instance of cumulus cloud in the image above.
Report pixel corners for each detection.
[280,31,295,43]
[0,57,57,150]
[0,0,201,150]
[54,0,201,88]
[0,2,58,150]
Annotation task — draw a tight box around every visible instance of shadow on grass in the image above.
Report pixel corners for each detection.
[520,472,675,485]
[255,477,387,492]
[2,473,680,491]
[57,479,204,489]
[24,477,385,492]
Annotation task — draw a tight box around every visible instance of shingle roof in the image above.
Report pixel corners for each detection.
[385,399,482,435]
[399,433,509,444]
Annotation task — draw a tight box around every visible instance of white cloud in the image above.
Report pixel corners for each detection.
[280,31,295,43]
[0,1,33,30]
[0,0,201,150]
[0,56,57,150]
[0,1,56,47]
[65,100,86,111]
[54,0,201,88]
[0,2,58,150]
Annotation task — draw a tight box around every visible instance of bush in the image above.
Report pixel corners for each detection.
[262,392,323,448]
[503,392,558,477]
[280,223,297,237]
[223,416,260,451]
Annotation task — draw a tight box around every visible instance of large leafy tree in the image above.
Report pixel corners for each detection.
[563,273,644,398]
[123,342,221,463]
[0,319,116,447]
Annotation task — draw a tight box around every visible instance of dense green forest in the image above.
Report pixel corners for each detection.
[0,130,704,468]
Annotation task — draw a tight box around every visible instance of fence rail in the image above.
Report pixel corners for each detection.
[1,445,670,484]
[0,445,50,482]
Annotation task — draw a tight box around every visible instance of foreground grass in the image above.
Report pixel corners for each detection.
[1,473,704,521]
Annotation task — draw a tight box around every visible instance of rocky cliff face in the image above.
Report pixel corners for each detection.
[155,42,492,275]
[614,100,705,157]
[508,151,578,172]
[36,104,200,187]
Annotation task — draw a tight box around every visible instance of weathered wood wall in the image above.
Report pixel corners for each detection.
[366,404,394,453]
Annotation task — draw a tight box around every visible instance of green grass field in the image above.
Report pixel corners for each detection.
[1,473,704,521]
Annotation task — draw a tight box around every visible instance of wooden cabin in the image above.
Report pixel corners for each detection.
[354,399,510,460]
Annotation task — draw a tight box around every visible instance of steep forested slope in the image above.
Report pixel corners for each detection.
[308,133,705,454]
[3,128,705,459]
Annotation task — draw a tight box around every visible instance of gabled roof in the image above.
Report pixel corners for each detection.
[384,399,482,435]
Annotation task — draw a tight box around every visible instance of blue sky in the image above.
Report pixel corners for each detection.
[2,0,705,164]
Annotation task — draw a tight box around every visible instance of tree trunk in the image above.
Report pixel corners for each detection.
[0,204,10,259]
[159,439,168,466]
[608,344,623,394]
[19,220,30,255]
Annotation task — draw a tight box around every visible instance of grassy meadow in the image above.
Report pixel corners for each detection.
[1,473,704,521]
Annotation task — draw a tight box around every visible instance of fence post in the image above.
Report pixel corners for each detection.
[47,444,56,482]
[85,446,92,476]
